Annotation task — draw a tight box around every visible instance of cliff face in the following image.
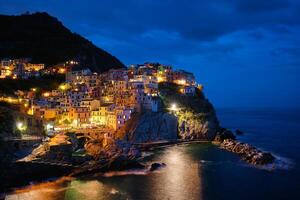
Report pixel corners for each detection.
[159,83,220,140]
[0,12,125,72]
[122,83,220,143]
[177,110,219,140]
[125,112,178,143]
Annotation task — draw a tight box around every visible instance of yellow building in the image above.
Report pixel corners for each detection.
[43,109,57,120]
[91,106,108,126]
[25,63,45,72]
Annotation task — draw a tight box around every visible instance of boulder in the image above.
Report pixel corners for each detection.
[214,128,236,143]
[149,162,166,171]
[218,139,275,166]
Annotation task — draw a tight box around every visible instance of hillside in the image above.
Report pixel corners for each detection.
[117,83,220,143]
[0,12,125,72]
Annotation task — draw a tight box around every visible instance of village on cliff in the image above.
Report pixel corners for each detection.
[0,58,203,138]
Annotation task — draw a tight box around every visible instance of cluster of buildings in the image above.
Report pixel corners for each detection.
[0,58,44,79]
[0,58,78,79]
[8,62,199,134]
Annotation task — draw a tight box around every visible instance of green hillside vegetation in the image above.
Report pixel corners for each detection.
[159,82,219,139]
[158,82,215,114]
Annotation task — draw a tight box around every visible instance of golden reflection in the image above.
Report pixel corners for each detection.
[6,176,73,200]
[6,176,128,200]
[149,146,203,200]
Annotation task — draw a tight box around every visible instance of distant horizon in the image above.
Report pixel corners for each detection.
[1,0,300,108]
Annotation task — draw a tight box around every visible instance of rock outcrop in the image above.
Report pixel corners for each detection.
[178,111,219,140]
[127,112,178,143]
[213,128,236,142]
[158,82,220,140]
[20,133,76,163]
[213,128,275,165]
[219,139,275,165]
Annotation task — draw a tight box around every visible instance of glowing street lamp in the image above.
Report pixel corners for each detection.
[59,85,66,91]
[170,103,178,111]
[16,122,27,132]
[43,92,50,97]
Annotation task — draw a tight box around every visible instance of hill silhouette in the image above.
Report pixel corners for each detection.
[0,12,125,72]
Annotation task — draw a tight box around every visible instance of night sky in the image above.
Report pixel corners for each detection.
[1,0,300,108]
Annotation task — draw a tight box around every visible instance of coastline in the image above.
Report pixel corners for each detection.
[1,135,278,195]
[134,139,210,150]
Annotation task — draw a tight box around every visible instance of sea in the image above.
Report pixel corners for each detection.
[4,107,300,200]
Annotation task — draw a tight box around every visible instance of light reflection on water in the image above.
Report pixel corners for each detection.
[148,146,202,200]
[5,108,300,200]
[5,145,204,200]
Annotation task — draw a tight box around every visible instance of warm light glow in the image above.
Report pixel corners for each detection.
[59,85,66,90]
[170,103,177,111]
[46,123,53,130]
[157,76,164,83]
[72,119,78,127]
[171,104,176,110]
[176,79,186,86]
[16,122,27,131]
[58,68,66,74]
[43,92,50,97]
[31,88,37,92]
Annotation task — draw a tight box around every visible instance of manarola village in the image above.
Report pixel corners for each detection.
[1,1,300,200]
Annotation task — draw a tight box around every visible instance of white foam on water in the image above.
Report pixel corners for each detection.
[240,154,294,171]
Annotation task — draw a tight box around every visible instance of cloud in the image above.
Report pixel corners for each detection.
[1,0,300,107]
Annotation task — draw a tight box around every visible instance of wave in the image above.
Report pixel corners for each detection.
[261,155,294,171]
[239,154,294,171]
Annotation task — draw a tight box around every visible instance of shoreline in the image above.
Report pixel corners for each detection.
[134,139,210,150]
[1,137,277,194]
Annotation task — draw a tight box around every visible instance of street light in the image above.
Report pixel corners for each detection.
[46,123,53,130]
[16,121,27,131]
[43,92,50,97]
[170,103,178,112]
[59,85,66,91]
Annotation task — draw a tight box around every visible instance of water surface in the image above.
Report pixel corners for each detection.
[6,108,300,200]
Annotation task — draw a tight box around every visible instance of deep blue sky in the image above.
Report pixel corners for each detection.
[1,0,300,108]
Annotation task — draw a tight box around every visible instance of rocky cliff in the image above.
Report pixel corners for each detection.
[125,112,178,143]
[159,83,220,140]
[121,83,220,143]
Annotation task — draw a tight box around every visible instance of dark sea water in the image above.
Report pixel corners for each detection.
[5,108,300,200]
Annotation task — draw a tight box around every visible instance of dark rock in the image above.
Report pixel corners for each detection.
[235,129,244,135]
[218,139,275,166]
[149,162,166,171]
[214,128,236,142]
[108,157,145,171]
